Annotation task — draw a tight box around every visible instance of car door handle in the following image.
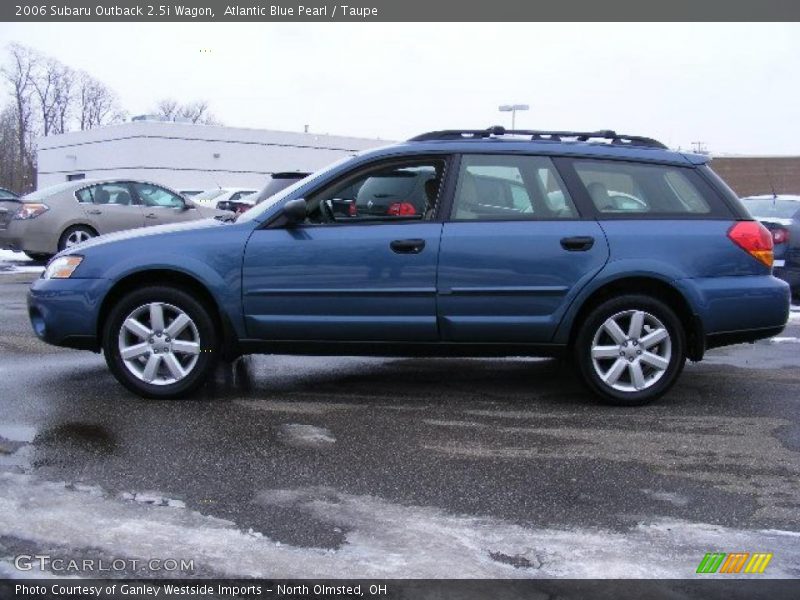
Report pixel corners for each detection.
[560,236,595,251]
[145,213,158,219]
[86,209,102,215]
[390,239,426,254]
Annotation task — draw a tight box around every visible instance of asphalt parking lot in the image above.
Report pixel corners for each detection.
[1,263,799,579]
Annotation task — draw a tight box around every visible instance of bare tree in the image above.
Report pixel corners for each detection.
[32,55,75,136]
[76,71,125,130]
[155,98,179,120]
[154,98,220,125]
[1,43,37,192]
[0,104,20,191]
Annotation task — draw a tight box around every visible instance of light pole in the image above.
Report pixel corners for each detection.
[499,104,529,129]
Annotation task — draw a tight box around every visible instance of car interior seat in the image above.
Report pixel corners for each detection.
[454,172,480,219]
[113,190,132,205]
[93,189,111,205]
[587,181,613,211]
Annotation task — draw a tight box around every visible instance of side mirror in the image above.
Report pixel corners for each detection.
[181,201,195,211]
[282,198,307,225]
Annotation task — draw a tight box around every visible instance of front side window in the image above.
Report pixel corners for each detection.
[306,159,446,224]
[451,155,578,220]
[132,183,184,208]
[76,183,135,206]
[574,160,712,215]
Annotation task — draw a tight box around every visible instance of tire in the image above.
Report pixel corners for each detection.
[58,225,96,251]
[574,294,686,406]
[24,252,52,263]
[102,286,220,399]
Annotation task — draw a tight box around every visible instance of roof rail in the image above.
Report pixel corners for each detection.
[408,126,667,149]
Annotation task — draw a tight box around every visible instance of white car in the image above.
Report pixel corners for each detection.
[191,188,258,210]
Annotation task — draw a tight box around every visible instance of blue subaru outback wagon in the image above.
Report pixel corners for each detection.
[28,127,790,405]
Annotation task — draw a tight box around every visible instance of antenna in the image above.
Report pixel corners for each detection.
[764,166,777,200]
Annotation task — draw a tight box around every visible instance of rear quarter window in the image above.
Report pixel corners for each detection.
[571,159,729,218]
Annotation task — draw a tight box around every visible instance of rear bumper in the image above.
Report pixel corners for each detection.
[706,324,787,350]
[676,274,790,351]
[0,220,55,254]
[27,277,108,350]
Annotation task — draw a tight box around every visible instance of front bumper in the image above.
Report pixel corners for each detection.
[27,276,109,350]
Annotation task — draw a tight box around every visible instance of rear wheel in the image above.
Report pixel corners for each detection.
[575,294,686,406]
[58,225,96,251]
[103,286,220,399]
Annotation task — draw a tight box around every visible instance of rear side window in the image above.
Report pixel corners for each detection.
[76,183,135,206]
[574,160,713,216]
[452,155,578,220]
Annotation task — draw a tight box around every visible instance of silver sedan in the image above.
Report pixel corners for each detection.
[0,179,233,262]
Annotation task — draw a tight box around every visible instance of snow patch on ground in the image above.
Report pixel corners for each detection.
[0,249,44,275]
[0,424,37,443]
[277,424,336,447]
[769,337,800,344]
[1,472,799,578]
[119,491,186,508]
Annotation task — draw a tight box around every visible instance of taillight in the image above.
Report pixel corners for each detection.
[387,202,416,216]
[348,201,357,217]
[772,227,789,245]
[13,203,49,220]
[727,221,773,267]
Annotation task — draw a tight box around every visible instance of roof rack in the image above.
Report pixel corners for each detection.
[408,126,667,149]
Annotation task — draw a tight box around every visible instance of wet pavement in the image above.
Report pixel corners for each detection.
[1,271,799,578]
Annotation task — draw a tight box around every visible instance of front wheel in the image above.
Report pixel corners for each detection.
[103,286,220,399]
[575,295,686,406]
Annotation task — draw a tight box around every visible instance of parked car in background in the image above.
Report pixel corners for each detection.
[741,194,800,297]
[192,188,258,212]
[218,173,312,214]
[27,127,789,405]
[0,179,232,262]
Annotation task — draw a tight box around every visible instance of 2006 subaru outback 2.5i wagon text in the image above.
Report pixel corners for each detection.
[28,127,790,405]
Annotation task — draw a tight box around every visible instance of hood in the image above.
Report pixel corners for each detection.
[57,217,228,257]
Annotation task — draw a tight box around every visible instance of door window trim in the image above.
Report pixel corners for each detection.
[73,181,140,206]
[264,154,456,229]
[445,153,585,222]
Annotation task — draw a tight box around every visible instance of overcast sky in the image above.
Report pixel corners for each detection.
[2,22,799,154]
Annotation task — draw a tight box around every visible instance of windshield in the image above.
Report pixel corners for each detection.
[237,156,354,223]
[742,198,800,219]
[22,181,84,202]
[0,188,18,200]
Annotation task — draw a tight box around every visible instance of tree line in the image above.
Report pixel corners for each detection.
[1,43,219,194]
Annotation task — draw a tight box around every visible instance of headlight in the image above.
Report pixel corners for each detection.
[43,256,83,279]
[13,203,49,220]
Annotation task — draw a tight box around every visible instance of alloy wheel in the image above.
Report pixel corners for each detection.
[590,309,672,393]
[117,302,201,386]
